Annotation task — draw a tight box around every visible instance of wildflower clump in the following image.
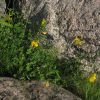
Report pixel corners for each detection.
[87,73,97,83]
[31,40,39,47]
[73,36,85,46]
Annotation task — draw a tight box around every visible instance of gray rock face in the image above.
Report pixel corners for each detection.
[0,0,6,15]
[20,0,100,48]
[0,77,82,100]
[19,0,100,73]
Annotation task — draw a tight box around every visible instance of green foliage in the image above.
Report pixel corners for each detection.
[0,10,60,82]
[70,74,100,100]
[0,11,26,75]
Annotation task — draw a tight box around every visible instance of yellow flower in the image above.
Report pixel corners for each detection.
[73,36,85,45]
[41,31,47,35]
[43,81,50,88]
[87,73,97,83]
[31,40,39,47]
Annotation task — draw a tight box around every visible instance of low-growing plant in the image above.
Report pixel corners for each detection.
[71,73,100,100]
[55,35,100,100]
[0,10,60,82]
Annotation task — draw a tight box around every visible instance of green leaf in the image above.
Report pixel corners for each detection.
[41,18,46,28]
[0,20,13,28]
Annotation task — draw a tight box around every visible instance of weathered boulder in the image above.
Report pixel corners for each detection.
[0,77,82,100]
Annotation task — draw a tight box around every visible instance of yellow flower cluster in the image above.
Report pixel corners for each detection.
[31,18,47,47]
[87,73,97,83]
[73,36,85,46]
[31,31,47,47]
[31,40,39,47]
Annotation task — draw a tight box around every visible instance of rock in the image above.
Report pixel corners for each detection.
[19,0,100,50]
[0,77,82,100]
[0,0,6,16]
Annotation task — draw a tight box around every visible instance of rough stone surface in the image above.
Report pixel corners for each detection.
[0,0,6,16]
[0,77,82,100]
[19,0,100,50]
[18,0,100,73]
